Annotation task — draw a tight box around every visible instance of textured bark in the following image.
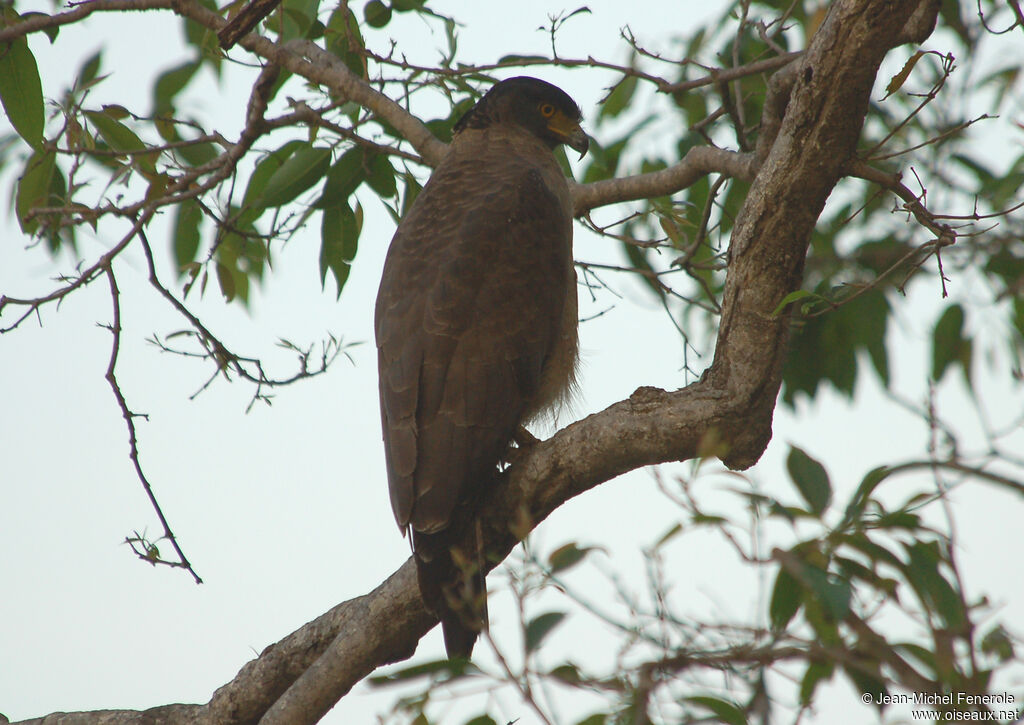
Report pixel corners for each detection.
[12,0,939,723]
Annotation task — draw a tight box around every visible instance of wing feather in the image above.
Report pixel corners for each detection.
[375,132,573,534]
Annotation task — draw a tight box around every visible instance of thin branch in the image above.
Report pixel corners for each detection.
[101,263,202,583]
[663,52,802,94]
[0,0,174,43]
[571,147,757,217]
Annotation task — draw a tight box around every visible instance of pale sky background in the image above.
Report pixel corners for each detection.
[1,2,1023,724]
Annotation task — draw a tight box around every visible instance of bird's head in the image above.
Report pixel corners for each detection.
[453,76,590,157]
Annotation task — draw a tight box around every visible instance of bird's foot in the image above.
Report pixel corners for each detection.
[512,426,541,449]
[502,426,541,469]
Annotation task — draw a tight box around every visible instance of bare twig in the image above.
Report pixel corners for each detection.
[101,263,202,583]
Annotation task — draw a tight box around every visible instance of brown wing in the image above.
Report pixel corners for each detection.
[375,144,573,535]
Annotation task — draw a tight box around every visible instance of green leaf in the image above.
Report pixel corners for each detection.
[904,541,965,629]
[548,662,582,684]
[319,202,359,297]
[365,152,397,197]
[173,197,203,272]
[782,289,890,404]
[769,565,802,630]
[840,466,892,529]
[316,147,365,208]
[525,611,566,653]
[0,36,45,149]
[843,534,903,569]
[325,5,367,78]
[240,140,305,218]
[363,0,391,28]
[799,661,834,704]
[786,445,832,516]
[16,12,59,43]
[77,50,103,87]
[803,565,851,622]
[152,60,199,116]
[183,0,221,68]
[84,108,157,173]
[932,303,971,382]
[547,542,593,573]
[256,145,331,208]
[771,289,826,317]
[216,261,236,302]
[844,665,887,709]
[980,624,1014,663]
[883,50,925,99]
[368,657,474,686]
[277,0,321,41]
[400,170,422,215]
[599,74,638,120]
[15,148,55,235]
[463,717,497,725]
[574,716,607,725]
[653,522,683,549]
[685,695,747,725]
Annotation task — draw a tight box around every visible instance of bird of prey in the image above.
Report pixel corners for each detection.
[375,76,589,658]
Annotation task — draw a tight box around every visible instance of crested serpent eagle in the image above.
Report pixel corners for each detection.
[375,76,589,657]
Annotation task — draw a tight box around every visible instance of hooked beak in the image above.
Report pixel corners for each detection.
[548,112,590,158]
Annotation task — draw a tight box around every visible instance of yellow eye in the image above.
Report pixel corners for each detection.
[539,103,556,117]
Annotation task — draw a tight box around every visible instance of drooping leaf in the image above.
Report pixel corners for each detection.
[152,60,200,116]
[363,0,391,27]
[799,661,835,704]
[904,541,965,629]
[932,303,972,383]
[173,197,203,272]
[772,289,817,316]
[840,466,892,529]
[802,565,851,622]
[15,12,59,43]
[685,695,747,725]
[599,74,638,120]
[255,145,331,208]
[365,152,397,197]
[980,624,1014,663]
[316,147,366,208]
[462,717,497,725]
[325,4,367,78]
[15,148,55,235]
[240,140,305,218]
[548,662,582,684]
[183,0,221,68]
[215,260,236,302]
[547,542,594,573]
[319,202,359,297]
[77,50,103,87]
[786,445,832,516]
[525,611,566,653]
[368,657,474,686]
[400,170,422,216]
[769,564,802,630]
[783,289,890,404]
[844,665,887,709]
[84,108,158,173]
[0,36,45,149]
[883,50,926,99]
[277,0,320,41]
